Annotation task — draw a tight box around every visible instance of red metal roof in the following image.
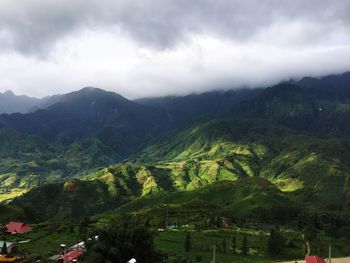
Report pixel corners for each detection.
[305,256,326,263]
[6,221,32,234]
[58,249,85,262]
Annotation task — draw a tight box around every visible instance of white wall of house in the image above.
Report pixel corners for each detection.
[0,241,15,254]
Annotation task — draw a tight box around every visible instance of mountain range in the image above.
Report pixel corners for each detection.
[2,72,350,225]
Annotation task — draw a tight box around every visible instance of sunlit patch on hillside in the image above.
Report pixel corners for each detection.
[0,188,27,203]
[273,178,304,192]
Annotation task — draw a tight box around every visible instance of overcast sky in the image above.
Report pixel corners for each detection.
[1,0,350,98]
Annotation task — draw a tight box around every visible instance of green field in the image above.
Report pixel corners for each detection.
[154,229,269,263]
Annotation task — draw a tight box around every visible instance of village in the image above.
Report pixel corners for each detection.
[0,221,86,263]
[1,219,349,263]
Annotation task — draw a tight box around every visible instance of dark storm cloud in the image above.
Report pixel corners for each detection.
[1,0,350,55]
[1,0,350,98]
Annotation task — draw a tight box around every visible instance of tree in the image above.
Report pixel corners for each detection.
[231,235,237,254]
[267,228,286,257]
[222,238,227,253]
[0,225,6,241]
[184,232,191,252]
[312,212,321,230]
[297,214,305,230]
[78,217,90,240]
[241,233,248,255]
[1,240,7,254]
[83,217,158,263]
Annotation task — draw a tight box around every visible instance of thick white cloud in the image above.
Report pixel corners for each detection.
[0,0,350,97]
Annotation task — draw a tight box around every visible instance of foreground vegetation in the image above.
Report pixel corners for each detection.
[1,212,349,263]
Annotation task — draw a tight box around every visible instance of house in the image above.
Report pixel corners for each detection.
[57,248,85,263]
[69,241,85,251]
[49,247,86,262]
[168,224,177,230]
[48,254,61,261]
[49,239,90,261]
[0,241,16,254]
[305,256,326,263]
[6,222,32,234]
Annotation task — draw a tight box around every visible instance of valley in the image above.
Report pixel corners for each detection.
[1,72,350,262]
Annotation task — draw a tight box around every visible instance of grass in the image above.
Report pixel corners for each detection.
[13,222,82,258]
[154,229,268,263]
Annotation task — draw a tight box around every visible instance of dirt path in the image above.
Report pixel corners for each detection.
[277,258,350,263]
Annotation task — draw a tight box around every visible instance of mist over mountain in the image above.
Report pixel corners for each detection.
[136,88,262,129]
[291,71,350,96]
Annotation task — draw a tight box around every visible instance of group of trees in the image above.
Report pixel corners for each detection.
[1,224,7,255]
[267,225,327,259]
[184,224,334,260]
[183,227,288,259]
[267,227,286,257]
[1,240,7,254]
[82,218,159,263]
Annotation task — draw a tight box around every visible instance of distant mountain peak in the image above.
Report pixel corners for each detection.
[68,87,124,98]
[3,90,15,96]
[0,90,43,114]
[79,86,104,93]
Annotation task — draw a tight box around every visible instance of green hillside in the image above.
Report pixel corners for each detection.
[139,127,350,211]
[105,177,298,221]
[4,81,350,226]
[11,180,120,220]
[11,174,297,223]
[0,127,119,202]
[136,84,350,215]
[4,78,350,262]
[0,88,260,202]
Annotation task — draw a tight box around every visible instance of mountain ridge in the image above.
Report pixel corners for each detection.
[2,72,350,225]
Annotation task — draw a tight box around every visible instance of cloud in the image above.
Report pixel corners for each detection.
[0,0,350,97]
[1,0,350,54]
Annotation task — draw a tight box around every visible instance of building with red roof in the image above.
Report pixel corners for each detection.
[6,221,32,234]
[57,248,84,262]
[305,256,326,263]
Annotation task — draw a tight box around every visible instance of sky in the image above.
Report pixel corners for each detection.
[1,0,350,98]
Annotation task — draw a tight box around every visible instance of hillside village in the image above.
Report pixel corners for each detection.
[0,216,347,263]
[0,220,88,262]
